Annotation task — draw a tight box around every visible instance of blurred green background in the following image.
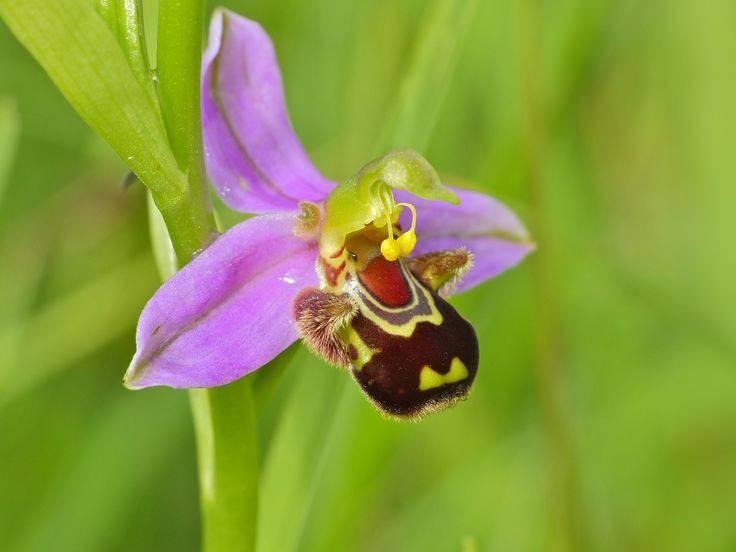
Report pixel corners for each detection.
[1,0,735,550]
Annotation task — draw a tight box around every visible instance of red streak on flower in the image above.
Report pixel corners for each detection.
[320,257,345,287]
[358,256,411,307]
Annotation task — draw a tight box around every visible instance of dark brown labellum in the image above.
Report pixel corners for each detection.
[346,256,479,418]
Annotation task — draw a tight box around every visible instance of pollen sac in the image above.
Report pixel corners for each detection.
[344,256,479,419]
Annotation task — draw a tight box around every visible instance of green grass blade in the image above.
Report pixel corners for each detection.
[377,0,478,153]
[0,254,158,405]
[0,98,19,207]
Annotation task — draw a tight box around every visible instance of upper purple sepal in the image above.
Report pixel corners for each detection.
[125,213,320,389]
[202,9,335,214]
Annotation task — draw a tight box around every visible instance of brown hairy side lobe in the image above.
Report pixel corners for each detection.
[294,288,357,367]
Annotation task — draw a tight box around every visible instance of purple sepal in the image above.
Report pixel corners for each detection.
[125,212,319,389]
[399,186,534,294]
[201,9,335,214]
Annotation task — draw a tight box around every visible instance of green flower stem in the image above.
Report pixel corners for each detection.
[156,0,216,263]
[155,190,217,264]
[154,2,259,550]
[190,382,259,552]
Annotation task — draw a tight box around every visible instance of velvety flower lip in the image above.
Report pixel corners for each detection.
[127,9,533,391]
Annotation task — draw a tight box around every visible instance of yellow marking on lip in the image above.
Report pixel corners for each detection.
[354,273,443,337]
[419,358,469,391]
[346,328,378,371]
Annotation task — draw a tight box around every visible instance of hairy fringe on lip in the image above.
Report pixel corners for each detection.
[294,288,357,367]
[409,248,474,297]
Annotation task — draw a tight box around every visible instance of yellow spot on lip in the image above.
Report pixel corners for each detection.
[419,358,469,391]
[346,328,378,371]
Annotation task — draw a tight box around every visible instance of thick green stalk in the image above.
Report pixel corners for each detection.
[157,0,215,262]
[190,382,259,552]
[157,0,206,191]
[154,2,259,550]
[154,190,215,263]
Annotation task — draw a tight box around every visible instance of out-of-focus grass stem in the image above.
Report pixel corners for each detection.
[0,253,156,406]
[517,0,586,550]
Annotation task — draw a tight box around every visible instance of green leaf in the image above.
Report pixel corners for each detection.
[0,0,180,196]
[147,191,178,281]
[0,0,214,260]
[91,0,157,107]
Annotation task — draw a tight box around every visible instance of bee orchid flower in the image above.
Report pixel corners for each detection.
[124,9,533,418]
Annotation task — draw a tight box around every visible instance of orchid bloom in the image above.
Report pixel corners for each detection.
[124,10,533,419]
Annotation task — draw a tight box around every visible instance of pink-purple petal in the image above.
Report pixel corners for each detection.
[399,186,534,294]
[202,9,335,214]
[125,213,319,389]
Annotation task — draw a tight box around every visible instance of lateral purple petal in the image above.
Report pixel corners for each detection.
[202,9,335,213]
[125,213,319,389]
[399,186,534,294]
